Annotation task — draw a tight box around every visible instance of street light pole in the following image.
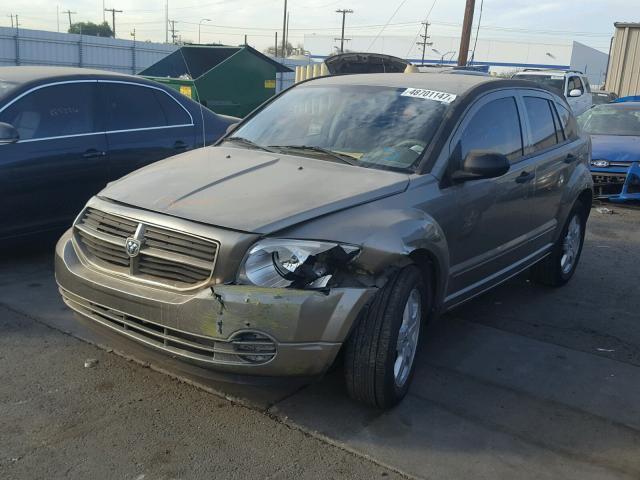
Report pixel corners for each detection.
[198,18,211,44]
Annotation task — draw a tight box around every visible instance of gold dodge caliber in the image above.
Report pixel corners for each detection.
[56,73,593,408]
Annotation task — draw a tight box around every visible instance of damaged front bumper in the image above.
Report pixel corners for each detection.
[591,162,640,202]
[56,230,375,377]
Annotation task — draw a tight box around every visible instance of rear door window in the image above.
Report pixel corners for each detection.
[153,90,191,126]
[524,97,559,152]
[0,82,97,140]
[460,96,524,163]
[102,83,167,131]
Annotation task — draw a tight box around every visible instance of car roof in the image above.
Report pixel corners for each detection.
[0,66,138,84]
[300,73,537,97]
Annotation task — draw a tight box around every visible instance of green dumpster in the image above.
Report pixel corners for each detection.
[140,45,292,118]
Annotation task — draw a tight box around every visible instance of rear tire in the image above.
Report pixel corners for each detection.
[344,265,430,409]
[530,200,586,287]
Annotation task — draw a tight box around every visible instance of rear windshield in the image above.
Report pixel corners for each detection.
[231,84,451,172]
[578,105,640,136]
[515,74,564,94]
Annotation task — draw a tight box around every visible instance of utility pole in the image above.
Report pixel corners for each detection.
[62,9,76,29]
[169,20,178,44]
[165,0,169,43]
[457,0,475,66]
[281,0,287,59]
[417,21,432,65]
[56,5,60,32]
[285,11,290,52]
[274,31,278,58]
[8,14,14,29]
[335,9,353,54]
[104,7,122,38]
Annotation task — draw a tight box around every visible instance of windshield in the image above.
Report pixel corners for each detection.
[578,105,640,136]
[515,74,565,94]
[229,84,450,172]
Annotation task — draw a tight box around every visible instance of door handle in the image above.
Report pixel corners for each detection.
[564,153,577,164]
[515,171,535,183]
[82,149,106,159]
[173,141,188,150]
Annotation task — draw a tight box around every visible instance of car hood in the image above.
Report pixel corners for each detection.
[99,146,410,234]
[591,134,640,162]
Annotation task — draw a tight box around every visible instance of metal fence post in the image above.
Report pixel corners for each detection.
[78,35,83,67]
[15,28,20,66]
[131,42,136,74]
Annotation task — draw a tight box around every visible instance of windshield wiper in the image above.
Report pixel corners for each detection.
[223,136,276,153]
[269,145,359,166]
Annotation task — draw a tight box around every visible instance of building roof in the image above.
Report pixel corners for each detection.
[140,45,292,79]
[614,22,640,29]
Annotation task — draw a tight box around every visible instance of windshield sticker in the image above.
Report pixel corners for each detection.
[551,76,564,80]
[401,88,457,104]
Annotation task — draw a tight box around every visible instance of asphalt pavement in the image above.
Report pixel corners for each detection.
[1,204,639,479]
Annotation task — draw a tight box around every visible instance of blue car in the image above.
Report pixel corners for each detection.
[578,102,640,202]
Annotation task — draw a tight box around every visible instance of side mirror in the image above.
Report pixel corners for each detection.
[225,123,240,135]
[0,122,19,145]
[569,88,583,98]
[451,151,510,183]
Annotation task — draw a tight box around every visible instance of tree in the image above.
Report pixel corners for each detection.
[263,42,308,58]
[68,21,113,37]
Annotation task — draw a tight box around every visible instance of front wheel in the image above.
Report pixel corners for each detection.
[530,200,586,287]
[344,265,429,409]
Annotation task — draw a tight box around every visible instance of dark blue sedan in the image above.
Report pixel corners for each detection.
[578,102,640,202]
[0,66,236,244]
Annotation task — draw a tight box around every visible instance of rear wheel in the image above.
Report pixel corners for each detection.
[530,200,586,287]
[344,265,429,409]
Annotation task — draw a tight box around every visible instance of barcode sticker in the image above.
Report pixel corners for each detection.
[401,88,457,103]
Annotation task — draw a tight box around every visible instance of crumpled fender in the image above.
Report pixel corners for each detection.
[275,198,450,308]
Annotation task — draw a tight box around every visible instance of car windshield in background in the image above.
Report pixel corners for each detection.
[578,105,640,136]
[515,74,565,94]
[592,93,614,105]
[228,85,451,172]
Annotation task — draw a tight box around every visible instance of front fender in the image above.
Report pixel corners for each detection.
[275,198,450,308]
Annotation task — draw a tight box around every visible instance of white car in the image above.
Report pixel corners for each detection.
[512,69,593,115]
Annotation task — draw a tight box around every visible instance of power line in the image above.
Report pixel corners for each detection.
[406,0,437,58]
[469,0,484,63]
[366,0,410,52]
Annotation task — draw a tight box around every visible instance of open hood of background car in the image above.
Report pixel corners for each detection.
[323,53,410,75]
[591,134,640,163]
[99,146,410,234]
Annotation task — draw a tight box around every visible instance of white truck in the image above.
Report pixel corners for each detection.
[512,69,593,115]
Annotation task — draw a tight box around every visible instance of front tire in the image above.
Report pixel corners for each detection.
[344,265,429,409]
[530,200,586,287]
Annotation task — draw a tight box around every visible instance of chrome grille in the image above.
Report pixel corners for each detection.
[61,289,276,365]
[74,207,219,289]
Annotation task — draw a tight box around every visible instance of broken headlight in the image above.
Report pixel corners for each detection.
[237,239,360,289]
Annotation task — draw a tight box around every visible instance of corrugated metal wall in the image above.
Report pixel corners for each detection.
[605,23,640,97]
[0,26,177,74]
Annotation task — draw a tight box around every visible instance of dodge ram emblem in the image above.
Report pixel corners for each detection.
[125,238,141,258]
